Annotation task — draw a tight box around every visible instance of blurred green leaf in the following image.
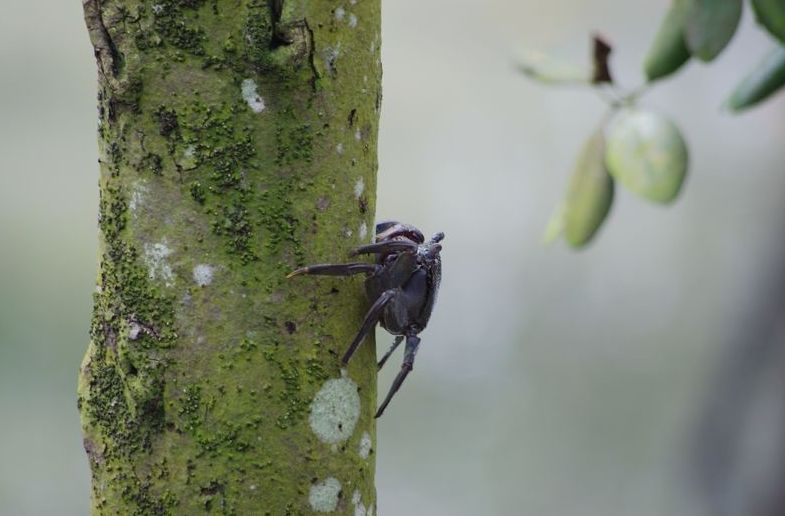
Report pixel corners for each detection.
[685,0,742,61]
[605,109,688,204]
[517,51,591,85]
[563,130,614,248]
[644,0,692,81]
[752,0,785,44]
[542,202,566,244]
[726,45,785,111]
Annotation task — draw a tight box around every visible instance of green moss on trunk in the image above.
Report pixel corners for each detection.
[78,0,381,513]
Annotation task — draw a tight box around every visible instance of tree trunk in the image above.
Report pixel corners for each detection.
[77,0,381,513]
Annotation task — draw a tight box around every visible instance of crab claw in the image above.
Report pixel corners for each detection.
[286,267,308,278]
[287,263,379,279]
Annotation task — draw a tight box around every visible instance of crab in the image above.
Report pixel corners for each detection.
[288,221,444,417]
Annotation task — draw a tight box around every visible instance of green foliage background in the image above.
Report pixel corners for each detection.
[524,0,785,249]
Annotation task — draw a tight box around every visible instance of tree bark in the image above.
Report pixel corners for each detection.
[77,0,381,513]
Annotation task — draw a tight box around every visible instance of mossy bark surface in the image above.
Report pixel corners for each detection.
[78,1,381,513]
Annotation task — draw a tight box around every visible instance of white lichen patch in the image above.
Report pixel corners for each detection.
[309,477,342,513]
[336,142,344,155]
[177,145,198,170]
[192,264,215,286]
[309,372,360,445]
[358,431,372,459]
[323,45,341,73]
[143,240,174,287]
[128,323,142,341]
[241,79,265,113]
[348,13,358,28]
[354,129,362,141]
[354,177,365,199]
[335,6,345,20]
[352,490,367,516]
[358,222,368,242]
[129,180,149,216]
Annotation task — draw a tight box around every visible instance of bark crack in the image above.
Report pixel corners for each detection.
[304,18,319,91]
[83,0,119,79]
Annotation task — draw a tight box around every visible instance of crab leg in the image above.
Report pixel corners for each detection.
[341,289,396,365]
[350,240,418,256]
[375,334,420,418]
[287,263,379,278]
[377,335,404,371]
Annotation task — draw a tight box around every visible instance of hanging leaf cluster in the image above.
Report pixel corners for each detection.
[521,0,785,249]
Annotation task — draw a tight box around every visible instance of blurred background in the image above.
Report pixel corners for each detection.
[2,0,784,514]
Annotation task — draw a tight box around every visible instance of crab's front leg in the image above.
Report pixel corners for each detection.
[377,335,404,371]
[375,334,421,418]
[287,262,380,278]
[350,240,418,256]
[341,289,396,365]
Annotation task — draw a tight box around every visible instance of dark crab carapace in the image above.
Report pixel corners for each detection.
[288,221,444,418]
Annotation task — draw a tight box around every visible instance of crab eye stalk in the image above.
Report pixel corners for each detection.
[374,221,425,244]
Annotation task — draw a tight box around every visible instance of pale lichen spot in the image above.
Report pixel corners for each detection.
[371,33,380,55]
[335,6,345,20]
[344,227,354,238]
[128,323,142,341]
[309,372,360,445]
[358,222,368,242]
[315,196,330,212]
[177,145,198,170]
[323,44,341,75]
[358,431,372,459]
[241,79,265,113]
[354,177,365,199]
[151,3,164,14]
[192,264,215,287]
[336,142,344,155]
[351,490,367,516]
[129,180,149,216]
[309,477,342,513]
[143,240,174,287]
[354,129,362,141]
[348,13,358,28]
